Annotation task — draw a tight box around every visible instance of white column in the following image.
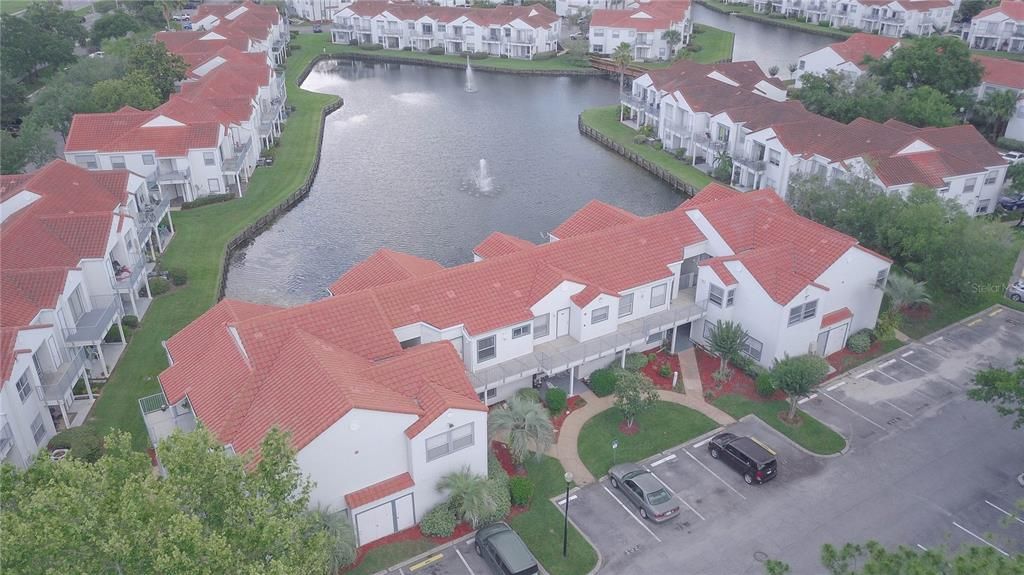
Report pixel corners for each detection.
[117,320,126,343]
[96,345,110,377]
[84,372,94,400]
[670,327,678,354]
[569,366,575,397]
[128,291,139,317]
[59,402,71,429]
[621,350,627,369]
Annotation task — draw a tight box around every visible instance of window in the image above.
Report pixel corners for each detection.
[68,287,86,322]
[875,268,888,289]
[788,300,818,326]
[203,151,216,166]
[646,331,663,344]
[477,388,497,401]
[142,154,155,166]
[726,288,735,307]
[438,23,446,33]
[400,337,420,349]
[976,199,991,214]
[769,149,781,166]
[422,23,432,34]
[651,284,667,308]
[512,323,531,339]
[16,373,32,402]
[533,314,550,339]
[465,25,474,36]
[612,31,619,38]
[708,285,724,307]
[408,22,415,29]
[618,293,634,317]
[740,335,763,361]
[963,177,977,194]
[592,306,609,324]
[593,44,604,53]
[426,423,474,461]
[477,335,496,363]
[593,29,604,37]
[208,178,221,193]
[702,321,716,341]
[75,155,98,170]
[798,60,805,70]
[110,155,126,169]
[984,171,997,185]
[31,414,46,446]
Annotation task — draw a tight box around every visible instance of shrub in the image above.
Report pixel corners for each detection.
[515,388,541,404]
[652,140,664,150]
[589,368,618,397]
[348,39,359,46]
[121,315,139,329]
[181,194,234,210]
[839,26,860,32]
[48,426,104,463]
[686,44,703,52]
[402,46,413,51]
[546,387,567,414]
[633,134,648,144]
[533,50,556,60]
[730,354,764,379]
[846,331,872,354]
[488,450,509,486]
[359,42,384,50]
[508,476,534,506]
[673,147,687,160]
[712,367,732,383]
[624,353,650,371]
[997,137,1024,153]
[756,372,776,397]
[817,20,830,26]
[479,478,511,525]
[469,51,489,60]
[149,277,171,296]
[658,364,672,378]
[427,46,445,55]
[420,504,457,537]
[167,267,188,287]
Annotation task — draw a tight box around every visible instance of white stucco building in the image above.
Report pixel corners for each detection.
[967,0,1024,53]
[588,0,692,60]
[972,55,1024,141]
[289,0,350,21]
[795,33,899,87]
[745,0,953,37]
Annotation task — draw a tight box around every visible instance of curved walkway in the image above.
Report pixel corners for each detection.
[551,353,736,485]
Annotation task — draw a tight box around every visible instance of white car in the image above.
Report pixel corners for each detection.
[1007,280,1024,303]
[172,14,191,22]
[1001,151,1024,165]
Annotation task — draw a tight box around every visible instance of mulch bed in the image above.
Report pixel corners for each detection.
[900,304,931,322]
[491,440,526,477]
[550,395,587,441]
[618,421,640,435]
[640,350,681,390]
[695,347,785,401]
[824,339,887,380]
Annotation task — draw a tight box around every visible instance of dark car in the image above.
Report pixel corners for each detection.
[608,462,680,522]
[312,23,323,33]
[999,193,1024,211]
[708,432,777,485]
[475,522,539,575]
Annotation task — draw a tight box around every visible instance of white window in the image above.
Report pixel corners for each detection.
[75,155,98,170]
[650,284,667,308]
[702,321,716,341]
[16,373,32,402]
[612,31,619,38]
[477,388,497,401]
[708,285,724,307]
[619,293,634,317]
[425,423,474,461]
[963,177,977,194]
[68,286,86,322]
[203,151,216,166]
[593,29,604,37]
[110,155,126,169]
[438,23,446,33]
[984,171,997,185]
[788,300,818,326]
[477,335,496,362]
[726,288,736,307]
[646,331,663,344]
[592,306,609,324]
[208,178,221,193]
[142,154,155,165]
[533,314,549,339]
[31,414,46,445]
[769,149,781,166]
[400,337,421,349]
[875,268,889,289]
[798,60,805,70]
[512,323,531,339]
[741,336,764,361]
[976,199,991,214]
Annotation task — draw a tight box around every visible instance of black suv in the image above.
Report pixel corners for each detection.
[707,432,777,485]
[475,522,539,575]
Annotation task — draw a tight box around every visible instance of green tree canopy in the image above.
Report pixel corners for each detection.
[91,70,162,112]
[967,358,1024,429]
[1,71,30,127]
[125,40,189,100]
[437,467,498,528]
[488,395,555,464]
[23,1,88,46]
[972,88,1019,141]
[870,37,983,98]
[772,354,830,420]
[768,540,1024,574]
[708,320,748,375]
[614,370,660,427]
[0,14,77,81]
[90,11,144,48]
[613,42,634,93]
[796,73,956,127]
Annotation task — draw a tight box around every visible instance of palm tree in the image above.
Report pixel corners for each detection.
[437,468,497,528]
[661,29,682,57]
[884,273,931,313]
[488,395,554,465]
[612,42,634,95]
[707,320,748,376]
[974,89,1018,140]
[308,506,357,572]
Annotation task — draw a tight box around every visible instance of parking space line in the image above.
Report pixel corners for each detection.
[883,400,914,418]
[408,554,444,571]
[821,391,887,431]
[916,544,928,551]
[681,448,747,500]
[953,521,1010,557]
[602,485,662,542]
[798,393,817,405]
[988,308,1003,317]
[646,470,706,521]
[916,345,946,359]
[986,500,1024,526]
[557,495,578,506]
[826,381,846,391]
[873,368,902,383]
[899,357,930,374]
[855,369,874,378]
[455,548,476,575]
[650,453,677,467]
[926,336,944,345]
[692,437,714,449]
[966,318,983,327]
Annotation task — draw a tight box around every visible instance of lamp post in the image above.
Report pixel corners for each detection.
[612,439,619,466]
[562,471,574,557]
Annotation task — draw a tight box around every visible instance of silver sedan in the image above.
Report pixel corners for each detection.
[608,463,680,522]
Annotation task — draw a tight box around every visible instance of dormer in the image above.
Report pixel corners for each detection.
[894,139,936,155]
[142,115,186,128]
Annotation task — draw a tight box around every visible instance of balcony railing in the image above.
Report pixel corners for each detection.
[223,139,253,174]
[38,347,87,403]
[156,166,191,183]
[510,35,536,45]
[65,295,122,345]
[112,252,146,291]
[663,119,690,134]
[139,392,198,448]
[445,32,465,40]
[0,420,13,458]
[733,149,767,171]
[136,190,171,242]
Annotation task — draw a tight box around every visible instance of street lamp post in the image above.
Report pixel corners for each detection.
[562,471,574,557]
[612,439,619,466]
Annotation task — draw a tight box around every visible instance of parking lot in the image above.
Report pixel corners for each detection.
[380,536,494,575]
[565,306,1024,574]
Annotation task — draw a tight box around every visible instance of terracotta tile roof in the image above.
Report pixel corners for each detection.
[0,174,32,201]
[474,232,535,259]
[330,248,444,295]
[591,1,690,32]
[974,55,1024,90]
[570,284,614,307]
[699,259,738,285]
[65,109,223,156]
[345,473,415,509]
[821,307,853,327]
[0,268,72,327]
[893,0,954,11]
[829,33,899,69]
[645,60,784,103]
[551,200,640,239]
[0,325,51,384]
[976,0,1024,20]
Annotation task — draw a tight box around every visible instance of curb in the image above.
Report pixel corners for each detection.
[737,413,848,458]
[548,490,605,575]
[369,531,477,575]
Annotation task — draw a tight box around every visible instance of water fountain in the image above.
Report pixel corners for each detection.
[475,159,493,193]
[464,55,477,93]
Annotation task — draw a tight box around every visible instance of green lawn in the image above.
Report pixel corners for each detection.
[713,395,846,455]
[0,0,40,14]
[345,540,439,575]
[967,48,1024,62]
[642,24,735,68]
[579,106,714,190]
[577,401,718,478]
[900,288,1024,340]
[84,33,338,450]
[510,456,599,575]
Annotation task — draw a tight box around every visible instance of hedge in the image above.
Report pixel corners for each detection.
[545,387,567,414]
[469,51,489,60]
[589,368,617,397]
[181,194,234,210]
[998,137,1024,153]
[420,504,457,537]
[846,331,871,353]
[427,46,445,55]
[149,277,171,296]
[508,476,534,506]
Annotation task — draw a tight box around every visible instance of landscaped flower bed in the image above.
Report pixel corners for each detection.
[550,395,587,441]
[639,350,681,390]
[824,338,903,377]
[695,347,785,401]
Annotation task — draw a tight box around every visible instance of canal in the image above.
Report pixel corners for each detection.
[225,61,681,304]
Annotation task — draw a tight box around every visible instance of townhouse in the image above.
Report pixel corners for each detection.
[972,55,1024,141]
[146,183,889,544]
[795,33,900,87]
[188,0,290,65]
[967,0,1024,53]
[589,0,692,60]
[623,59,1009,214]
[1,161,158,468]
[749,0,954,37]
[288,0,348,21]
[331,2,561,59]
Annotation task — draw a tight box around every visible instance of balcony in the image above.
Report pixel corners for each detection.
[139,392,198,449]
[805,1,828,12]
[694,133,728,151]
[223,139,253,174]
[112,252,146,292]
[136,189,171,243]
[620,92,658,115]
[733,149,767,172]
[510,34,536,45]
[156,166,191,183]
[445,32,465,40]
[881,14,905,23]
[65,295,122,345]
[38,348,88,403]
[663,119,690,135]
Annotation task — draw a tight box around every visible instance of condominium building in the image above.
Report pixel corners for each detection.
[967,0,1024,53]
[589,0,692,60]
[330,2,561,59]
[189,0,290,65]
[746,0,953,37]
[972,55,1024,141]
[795,33,900,87]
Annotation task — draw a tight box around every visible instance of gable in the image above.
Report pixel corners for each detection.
[896,139,936,155]
[142,115,186,128]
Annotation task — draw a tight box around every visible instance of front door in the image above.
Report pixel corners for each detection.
[816,330,830,357]
[556,307,570,337]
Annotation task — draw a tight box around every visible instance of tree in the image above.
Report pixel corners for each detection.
[967,358,1024,429]
[892,86,956,128]
[0,123,54,174]
[1007,163,1024,195]
[662,29,682,57]
[0,15,77,81]
[883,273,931,313]
[125,40,188,100]
[91,70,162,112]
[90,11,143,48]
[308,507,358,572]
[972,88,1019,141]
[488,395,555,465]
[23,1,88,46]
[614,370,659,428]
[768,65,780,77]
[870,36,983,98]
[767,540,1024,574]
[564,38,590,68]
[27,56,124,138]
[612,42,634,94]
[955,0,988,23]
[437,467,497,528]
[787,63,798,75]
[772,354,830,421]
[711,150,733,183]
[156,0,186,29]
[708,320,748,378]
[1,72,29,127]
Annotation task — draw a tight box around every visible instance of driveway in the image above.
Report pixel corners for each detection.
[564,307,1024,573]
